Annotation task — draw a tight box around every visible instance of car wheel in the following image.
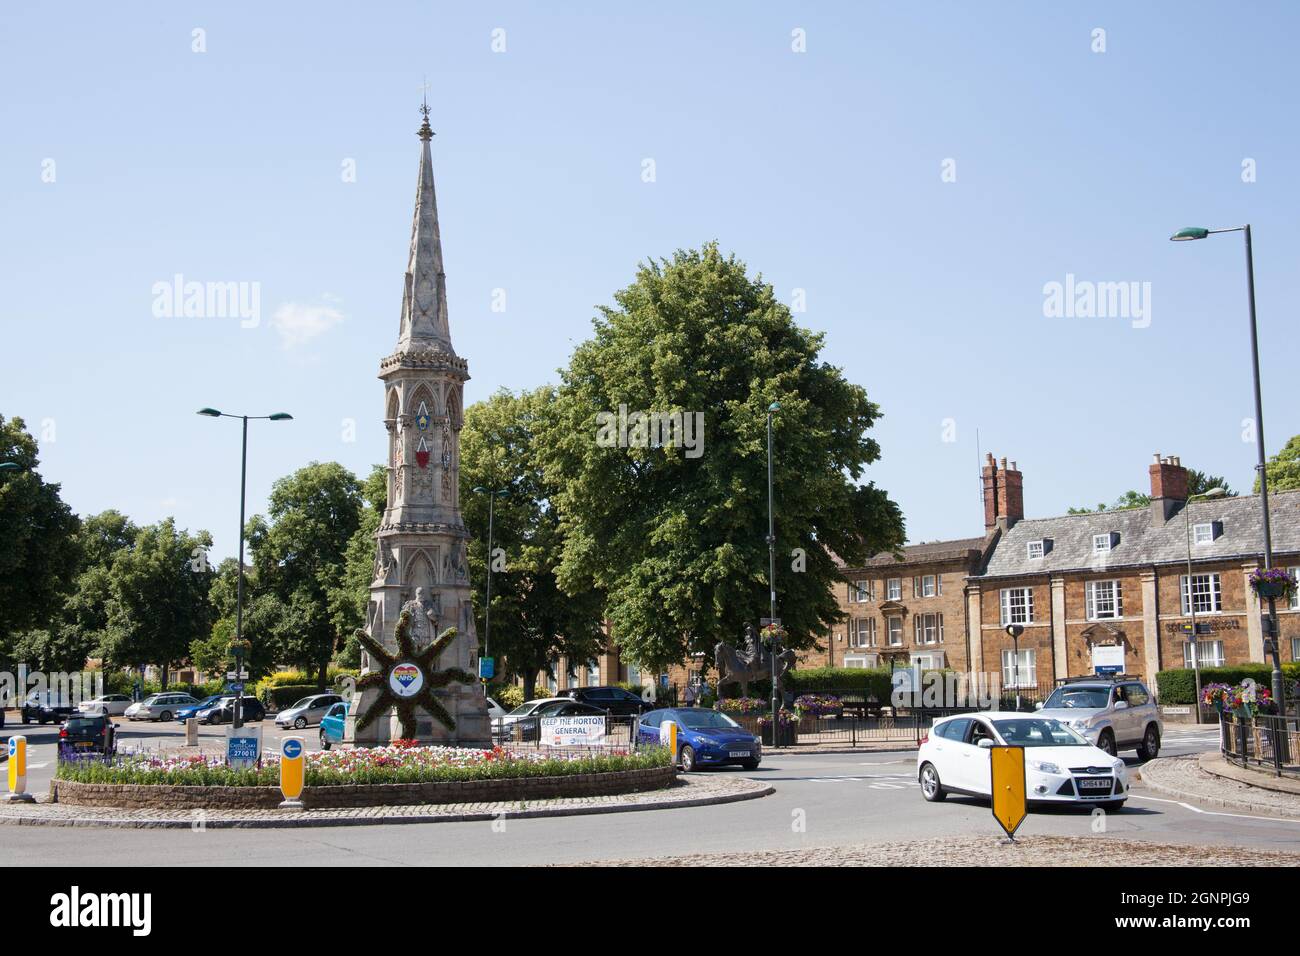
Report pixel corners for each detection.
[919,762,947,802]
[1135,724,1160,761]
[159,711,172,722]
[1097,730,1117,757]
[320,731,331,751]
[679,744,696,772]
[294,717,307,729]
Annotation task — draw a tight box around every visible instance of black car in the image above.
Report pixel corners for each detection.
[560,686,652,716]
[21,694,77,725]
[59,715,117,755]
[197,696,266,724]
[506,700,607,742]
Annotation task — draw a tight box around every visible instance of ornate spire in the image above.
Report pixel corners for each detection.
[398,101,451,351]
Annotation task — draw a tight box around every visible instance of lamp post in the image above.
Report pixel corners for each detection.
[1006,624,1024,711]
[197,408,293,729]
[1183,487,1227,723]
[766,401,780,736]
[472,486,509,694]
[1170,224,1284,716]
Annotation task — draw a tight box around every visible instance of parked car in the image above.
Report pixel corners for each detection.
[917,712,1129,811]
[319,701,347,750]
[635,708,762,771]
[195,696,265,725]
[125,692,200,722]
[1034,677,1162,759]
[59,714,117,755]
[276,693,343,730]
[174,695,224,722]
[559,686,652,716]
[485,696,508,721]
[78,694,133,717]
[21,691,78,725]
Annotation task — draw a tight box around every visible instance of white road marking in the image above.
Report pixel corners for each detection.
[1129,792,1300,825]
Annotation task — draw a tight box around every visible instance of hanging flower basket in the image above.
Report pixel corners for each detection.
[1249,567,1297,602]
[760,623,789,647]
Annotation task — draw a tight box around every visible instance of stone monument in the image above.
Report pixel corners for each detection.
[345,103,490,747]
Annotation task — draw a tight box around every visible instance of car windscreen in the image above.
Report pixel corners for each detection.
[505,701,547,717]
[1043,686,1111,709]
[291,697,315,709]
[65,718,105,732]
[992,718,1089,747]
[676,711,741,730]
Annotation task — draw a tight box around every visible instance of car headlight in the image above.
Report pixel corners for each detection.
[1030,760,1061,775]
[1112,759,1125,771]
[697,736,719,747]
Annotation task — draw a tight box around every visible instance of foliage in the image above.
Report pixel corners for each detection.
[491,684,525,709]
[460,387,607,701]
[1248,567,1297,600]
[261,684,322,709]
[245,462,362,686]
[1256,434,1300,493]
[97,518,215,683]
[56,744,673,787]
[541,244,905,672]
[793,694,842,716]
[1156,665,1300,705]
[717,696,769,714]
[1068,466,1237,514]
[336,464,387,669]
[0,416,81,666]
[784,666,893,698]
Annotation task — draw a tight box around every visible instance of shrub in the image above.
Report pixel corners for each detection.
[263,684,321,710]
[1156,666,1278,704]
[785,667,892,699]
[492,685,525,710]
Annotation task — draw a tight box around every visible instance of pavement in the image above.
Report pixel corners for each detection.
[1138,752,1300,816]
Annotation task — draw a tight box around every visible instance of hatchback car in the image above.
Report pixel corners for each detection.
[319,701,348,749]
[125,693,200,722]
[276,693,343,730]
[917,712,1129,811]
[174,695,224,722]
[195,696,265,725]
[1035,678,1162,759]
[635,708,762,771]
[77,694,132,717]
[59,715,117,755]
[21,692,77,725]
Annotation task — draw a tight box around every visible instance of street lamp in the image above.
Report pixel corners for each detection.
[0,462,21,472]
[1183,487,1227,723]
[1169,224,1285,715]
[1005,624,1024,711]
[197,408,293,729]
[766,401,780,735]
[471,485,509,694]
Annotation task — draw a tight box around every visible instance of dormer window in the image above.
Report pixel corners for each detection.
[1027,540,1044,560]
[1093,532,1118,554]
[1193,522,1222,545]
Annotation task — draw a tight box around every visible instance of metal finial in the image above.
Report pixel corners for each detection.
[418,78,434,141]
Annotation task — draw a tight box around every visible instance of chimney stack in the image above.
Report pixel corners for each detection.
[1149,452,1189,523]
[982,454,1024,533]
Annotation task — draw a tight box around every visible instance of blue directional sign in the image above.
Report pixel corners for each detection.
[282,738,303,760]
[478,657,495,680]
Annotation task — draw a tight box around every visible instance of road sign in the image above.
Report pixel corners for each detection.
[7,736,26,796]
[990,745,1027,840]
[478,657,495,680]
[1179,623,1212,636]
[280,736,305,805]
[229,681,245,693]
[226,723,262,770]
[659,719,678,761]
[226,670,249,680]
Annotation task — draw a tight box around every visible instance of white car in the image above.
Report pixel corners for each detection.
[124,692,199,721]
[918,711,1129,811]
[485,696,508,721]
[1035,678,1162,759]
[78,694,132,717]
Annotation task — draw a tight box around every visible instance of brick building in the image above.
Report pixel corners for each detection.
[970,453,1300,691]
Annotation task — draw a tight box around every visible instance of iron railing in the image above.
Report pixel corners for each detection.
[1219,712,1299,777]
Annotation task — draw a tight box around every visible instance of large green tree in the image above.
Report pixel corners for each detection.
[461,388,607,701]
[333,465,387,669]
[0,415,81,665]
[542,244,905,671]
[99,518,215,685]
[1257,435,1300,493]
[246,462,361,687]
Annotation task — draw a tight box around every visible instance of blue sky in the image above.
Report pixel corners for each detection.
[3,1,1298,560]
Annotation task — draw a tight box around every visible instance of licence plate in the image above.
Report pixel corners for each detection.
[75,741,94,749]
[728,751,750,758]
[1077,777,1112,791]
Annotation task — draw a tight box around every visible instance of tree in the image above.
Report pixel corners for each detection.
[334,465,387,669]
[1187,470,1236,497]
[99,519,215,686]
[0,415,80,665]
[1256,435,1300,493]
[196,557,281,679]
[541,244,906,672]
[461,388,607,701]
[246,462,361,687]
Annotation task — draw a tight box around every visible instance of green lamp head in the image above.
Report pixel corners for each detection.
[1170,227,1210,242]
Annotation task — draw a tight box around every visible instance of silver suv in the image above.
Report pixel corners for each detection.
[1035,678,1162,759]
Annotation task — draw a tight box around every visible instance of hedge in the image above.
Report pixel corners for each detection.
[784,667,893,698]
[262,684,323,710]
[1156,664,1300,704]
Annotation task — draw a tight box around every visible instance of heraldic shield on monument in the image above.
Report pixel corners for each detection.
[344,104,490,747]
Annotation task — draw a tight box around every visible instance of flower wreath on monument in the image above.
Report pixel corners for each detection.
[352,608,477,739]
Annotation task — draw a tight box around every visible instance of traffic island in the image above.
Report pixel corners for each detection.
[1137,754,1300,817]
[50,745,677,811]
[0,772,771,829]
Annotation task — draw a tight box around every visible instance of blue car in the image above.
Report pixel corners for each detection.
[175,695,224,722]
[635,708,761,772]
[319,701,348,750]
